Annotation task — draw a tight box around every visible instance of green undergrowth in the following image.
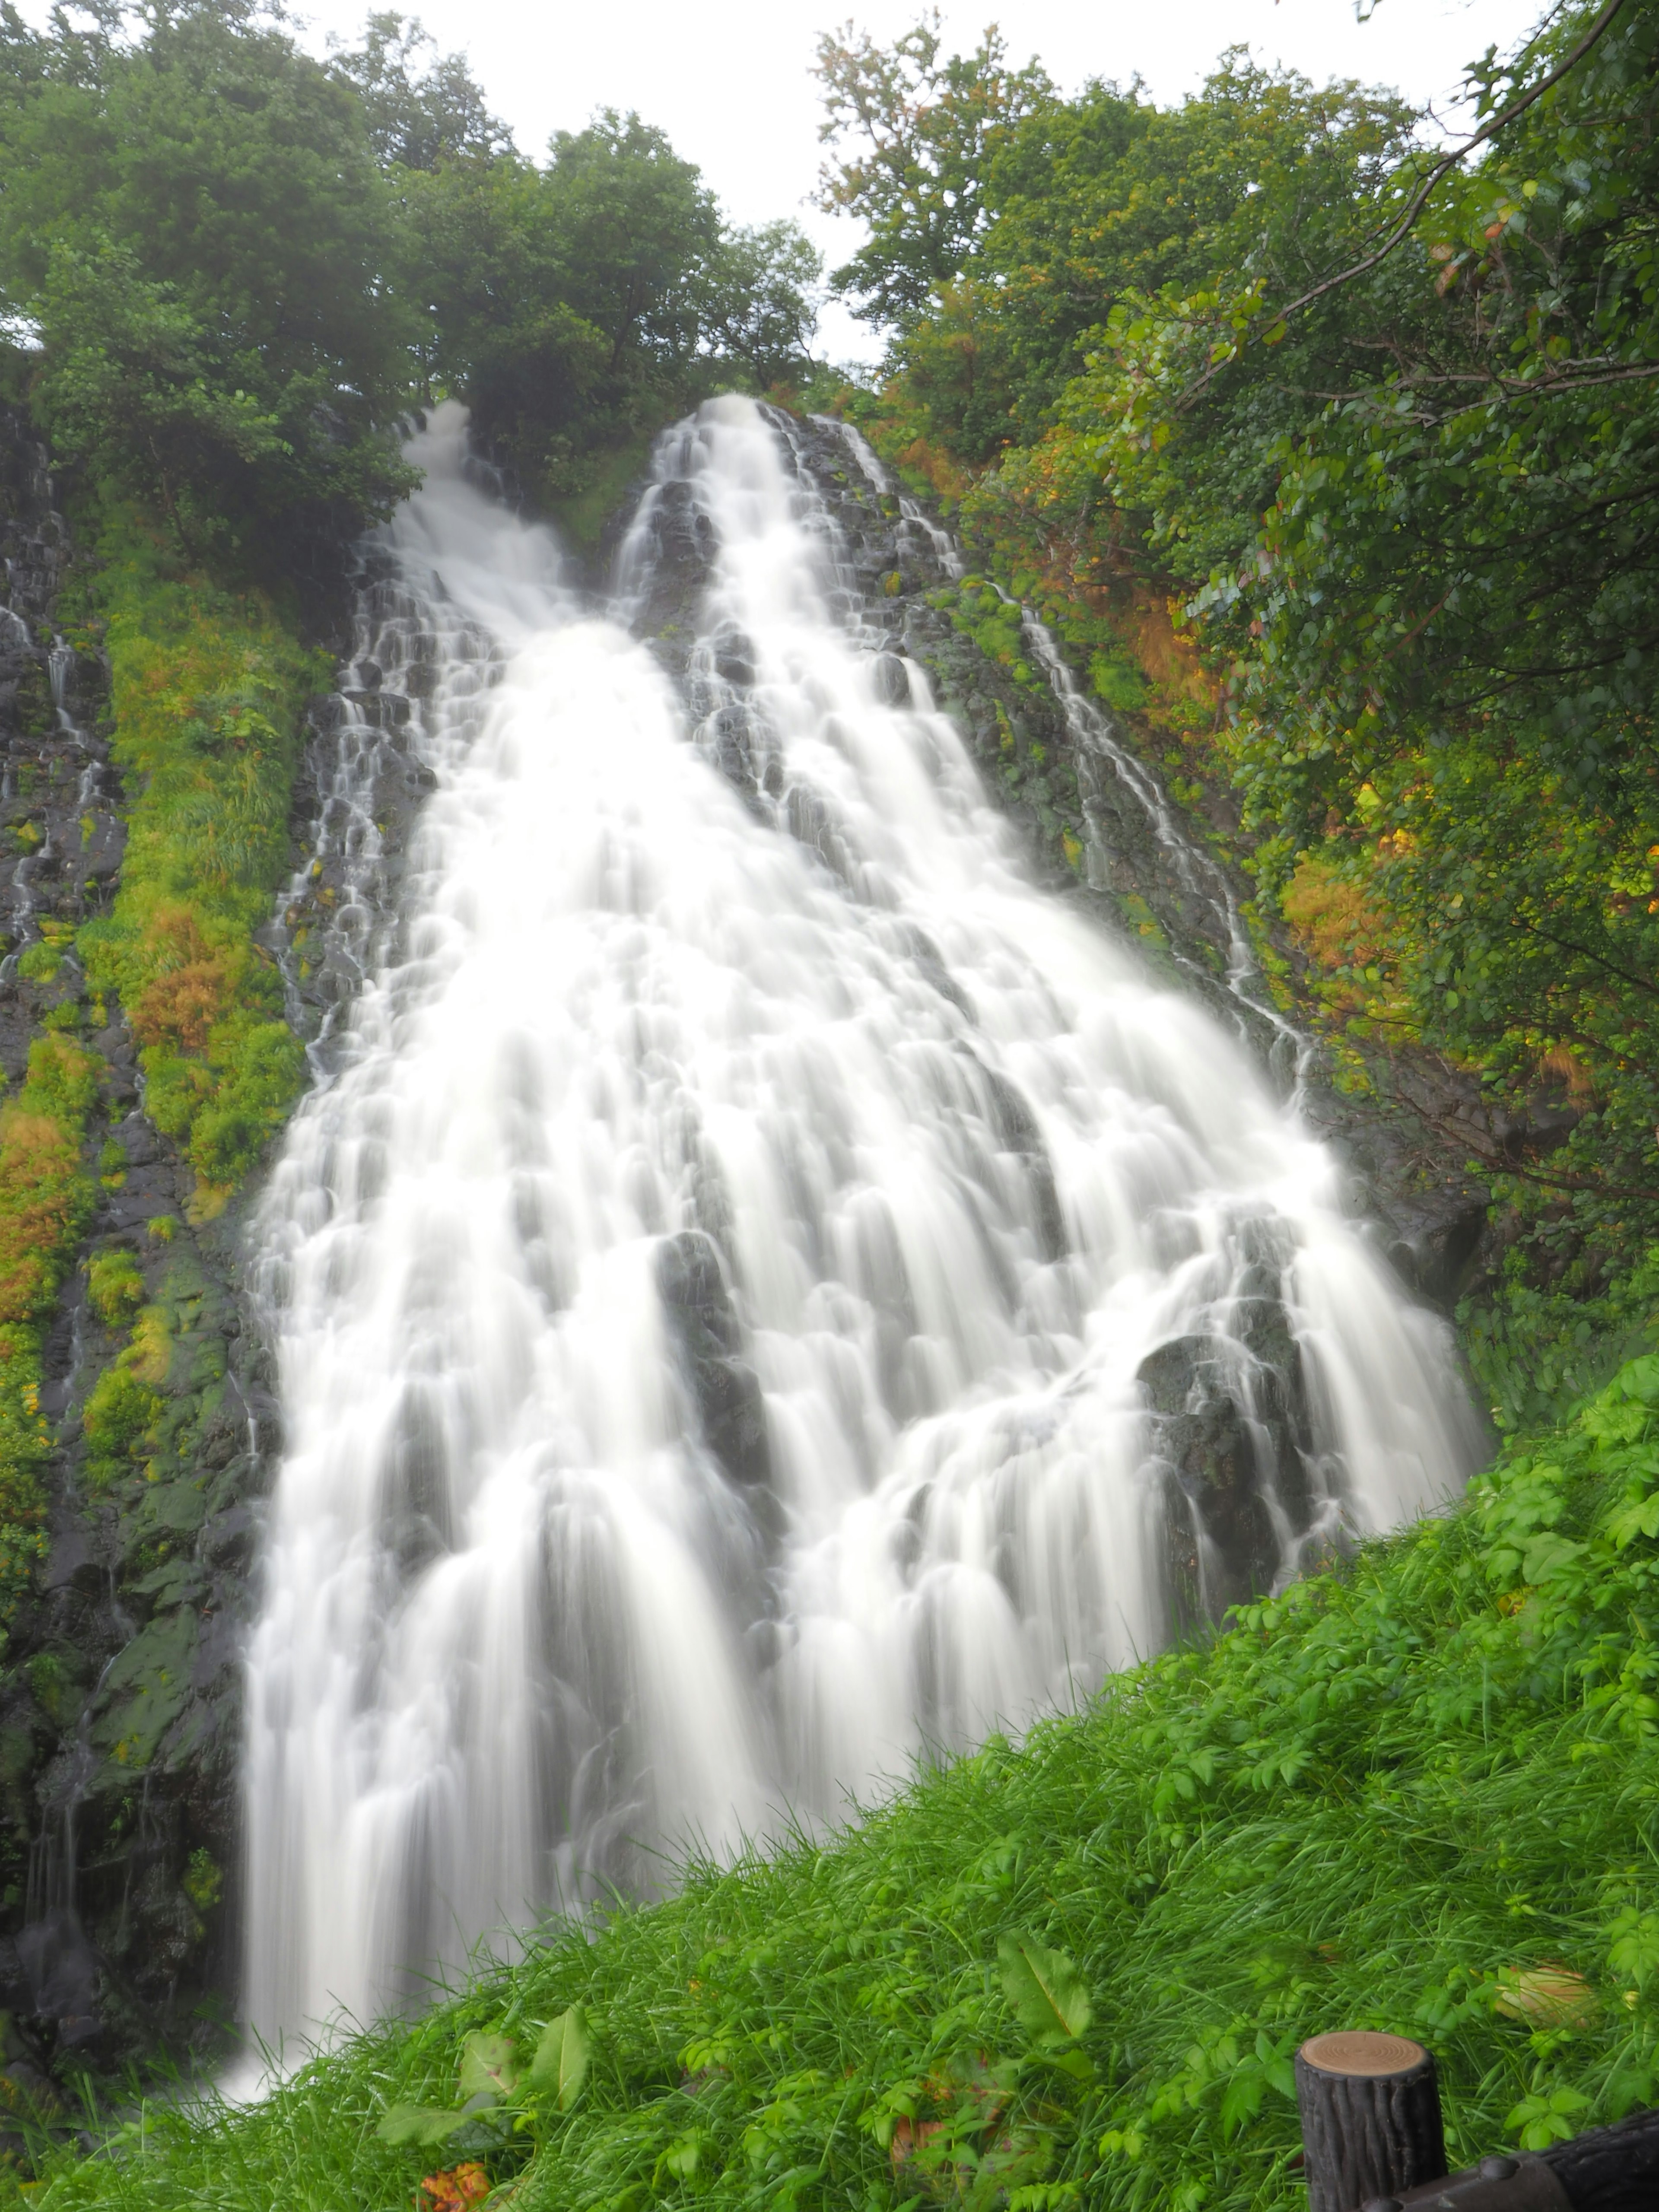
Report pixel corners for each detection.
[69,517,323,1205]
[20,1348,1659,2209]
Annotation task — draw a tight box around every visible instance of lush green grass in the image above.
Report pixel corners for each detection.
[11,1347,1659,2208]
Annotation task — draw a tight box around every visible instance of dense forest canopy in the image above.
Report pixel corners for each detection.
[816,0,1659,1412]
[0,0,822,566]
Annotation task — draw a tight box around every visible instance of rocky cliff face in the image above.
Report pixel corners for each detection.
[0,412,282,2092]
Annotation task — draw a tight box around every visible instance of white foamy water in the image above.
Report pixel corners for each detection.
[242,397,1480,2045]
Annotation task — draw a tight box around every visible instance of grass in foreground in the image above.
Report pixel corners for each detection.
[20,1351,1659,2211]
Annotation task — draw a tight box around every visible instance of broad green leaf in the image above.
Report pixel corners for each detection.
[998,1935,1093,2044]
[1607,1494,1659,1550]
[1506,2086,1590,2152]
[528,2005,590,2110]
[1520,1533,1586,1588]
[657,2131,703,2182]
[458,2030,520,2104]
[375,2104,470,2148]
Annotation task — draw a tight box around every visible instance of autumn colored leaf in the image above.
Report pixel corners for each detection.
[418,2162,492,2211]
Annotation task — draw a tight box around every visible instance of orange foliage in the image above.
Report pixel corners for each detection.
[893,435,969,502]
[418,2164,491,2211]
[0,1110,89,1325]
[126,902,236,1055]
[131,958,236,1055]
[1281,859,1395,976]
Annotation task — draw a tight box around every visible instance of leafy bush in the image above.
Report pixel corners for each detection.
[86,1250,145,1331]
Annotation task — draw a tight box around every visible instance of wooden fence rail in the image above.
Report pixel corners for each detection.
[1294,2031,1659,2212]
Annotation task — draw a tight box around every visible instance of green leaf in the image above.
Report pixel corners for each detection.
[1220,2069,1266,2138]
[1607,1494,1659,1549]
[458,2030,520,2104]
[1506,2086,1591,2152]
[1608,1907,1659,1986]
[1520,1533,1586,1587]
[527,2005,590,2110]
[998,1935,1093,2044]
[375,2104,471,2148]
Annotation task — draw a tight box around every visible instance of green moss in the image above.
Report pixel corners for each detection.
[182,1847,223,1913]
[545,430,660,558]
[71,515,323,1194]
[16,943,62,983]
[81,1364,163,1483]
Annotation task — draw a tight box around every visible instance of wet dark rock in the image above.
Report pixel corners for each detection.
[655,1230,772,1495]
[872,652,910,706]
[1139,1305,1319,1636]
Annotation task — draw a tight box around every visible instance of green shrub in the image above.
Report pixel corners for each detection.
[86,1250,145,1330]
[81,1363,162,1481]
[15,943,61,982]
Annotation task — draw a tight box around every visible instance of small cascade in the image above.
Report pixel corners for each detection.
[242,397,1482,2049]
[830,420,1308,1094]
[0,450,121,976]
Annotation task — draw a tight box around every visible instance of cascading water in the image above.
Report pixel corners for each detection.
[242,396,1481,2046]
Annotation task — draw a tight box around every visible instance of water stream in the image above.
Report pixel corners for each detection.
[242,397,1481,2046]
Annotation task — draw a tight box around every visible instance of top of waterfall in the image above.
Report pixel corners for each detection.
[392,401,569,647]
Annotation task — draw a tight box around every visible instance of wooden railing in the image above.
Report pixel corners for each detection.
[1294,2031,1659,2212]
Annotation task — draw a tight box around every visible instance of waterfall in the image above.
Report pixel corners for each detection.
[242,396,1481,2046]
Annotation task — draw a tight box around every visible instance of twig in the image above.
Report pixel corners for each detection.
[1175,0,1635,411]
[1278,0,1634,322]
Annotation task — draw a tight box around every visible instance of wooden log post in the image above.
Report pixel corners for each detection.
[1295,2031,1448,2212]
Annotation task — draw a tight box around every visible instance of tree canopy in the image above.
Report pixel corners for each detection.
[0,0,823,567]
[820,0,1659,1325]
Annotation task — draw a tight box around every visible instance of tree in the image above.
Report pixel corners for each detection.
[812,11,1052,325]
[698,221,821,391]
[399,149,608,496]
[543,111,721,380]
[328,12,509,174]
[0,0,416,566]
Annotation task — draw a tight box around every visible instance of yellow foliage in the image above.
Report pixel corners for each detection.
[1279,855,1404,1016]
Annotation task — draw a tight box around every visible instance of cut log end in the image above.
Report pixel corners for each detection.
[1297,2032,1448,2212]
